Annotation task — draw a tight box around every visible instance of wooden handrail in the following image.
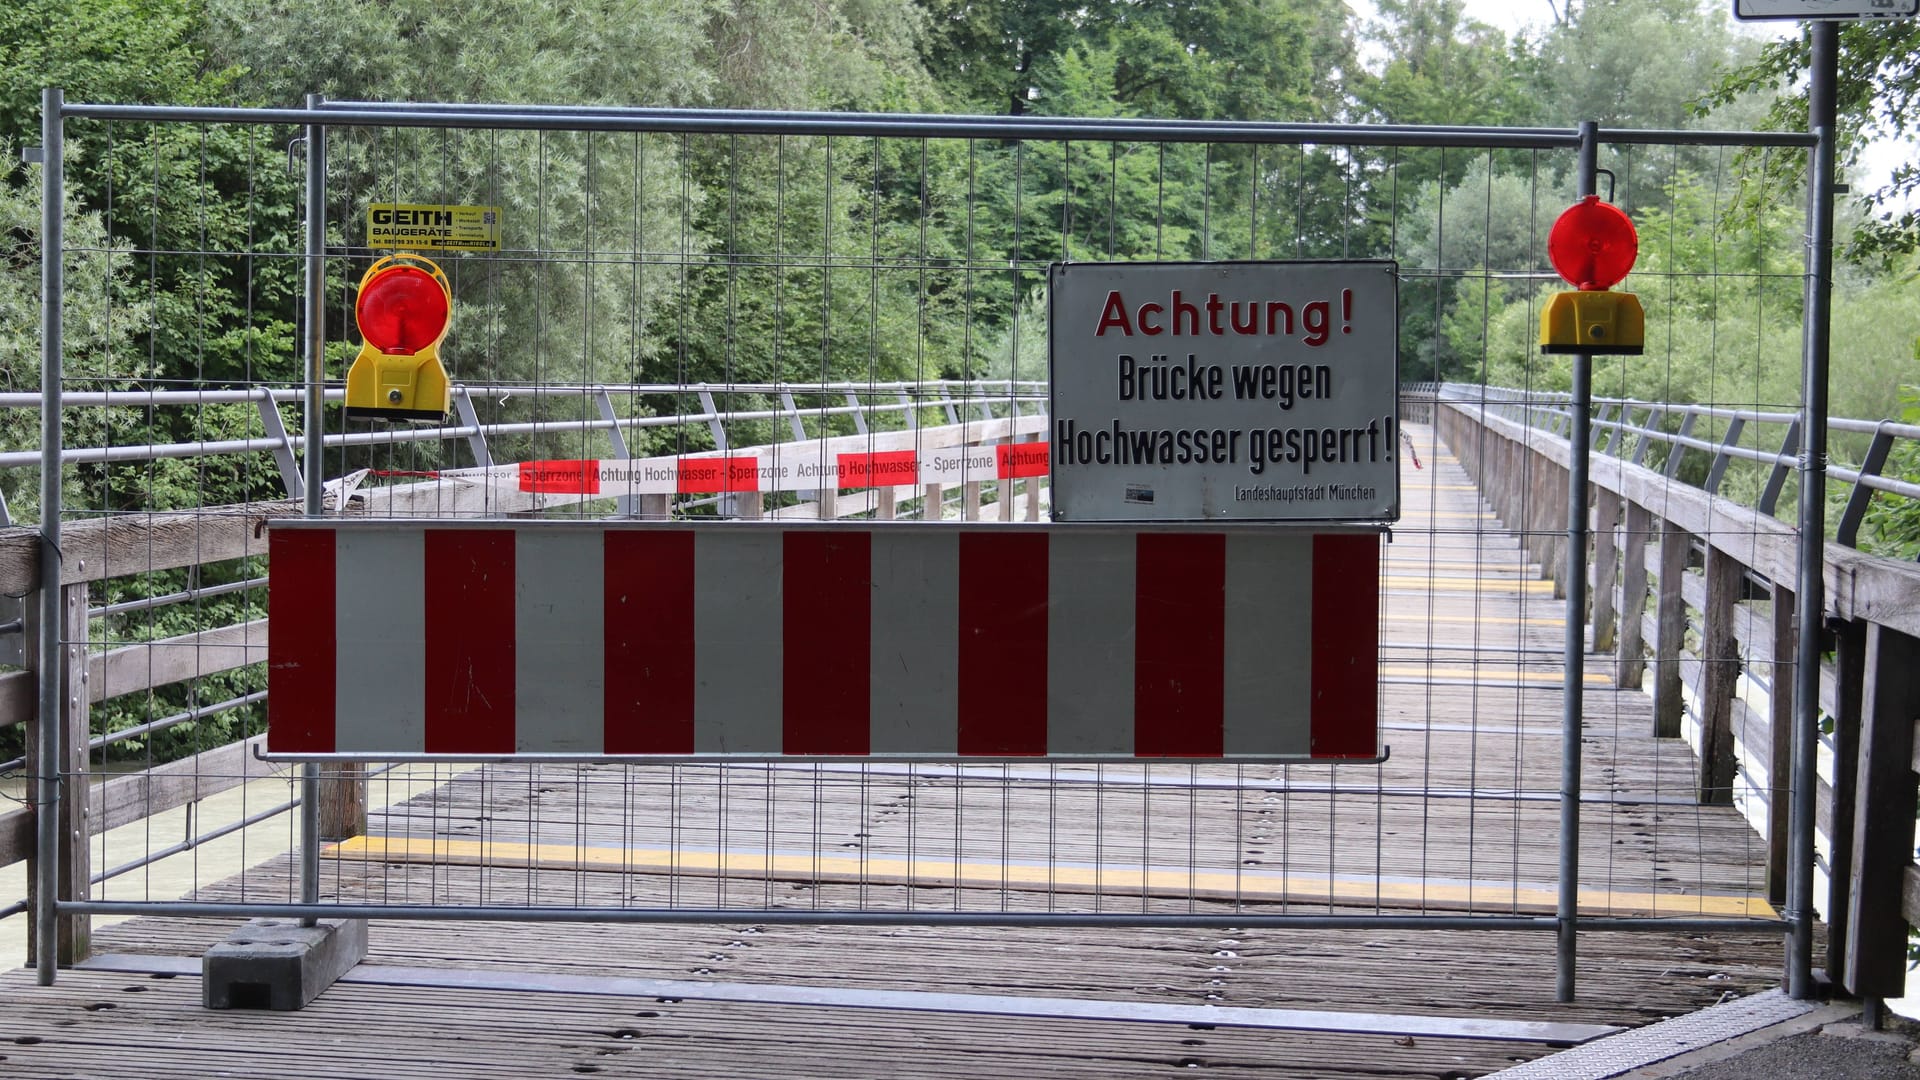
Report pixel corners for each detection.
[1437,397,1920,1007]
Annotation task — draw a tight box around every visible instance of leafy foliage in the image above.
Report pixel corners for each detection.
[1704,19,1920,264]
[1860,380,1920,560]
[6,0,1920,774]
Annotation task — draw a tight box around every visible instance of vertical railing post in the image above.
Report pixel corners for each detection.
[58,583,89,962]
[1833,426,1894,548]
[26,578,91,973]
[1822,617,1865,972]
[1631,405,1659,467]
[1591,489,1620,652]
[35,85,65,987]
[1698,547,1741,805]
[1789,21,1839,1001]
[1556,119,1598,1004]
[1663,411,1696,479]
[1844,625,1920,1026]
[256,388,304,500]
[1702,416,1745,495]
[451,388,494,469]
[594,389,636,518]
[1024,432,1042,522]
[1617,502,1651,688]
[1620,503,1651,684]
[1758,420,1800,516]
[1652,520,1690,739]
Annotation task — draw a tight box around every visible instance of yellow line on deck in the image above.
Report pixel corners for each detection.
[1384,613,1566,627]
[1378,665,1614,686]
[1383,561,1539,574]
[1384,575,1555,595]
[329,836,1771,919]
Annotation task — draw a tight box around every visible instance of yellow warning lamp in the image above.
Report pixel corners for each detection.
[1539,194,1644,355]
[345,254,453,421]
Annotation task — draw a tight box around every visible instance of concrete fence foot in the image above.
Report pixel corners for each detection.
[202,918,367,1010]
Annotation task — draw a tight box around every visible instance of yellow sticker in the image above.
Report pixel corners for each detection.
[367,203,501,251]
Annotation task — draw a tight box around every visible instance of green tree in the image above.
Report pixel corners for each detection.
[921,0,1352,121]
[1529,0,1764,131]
[1705,19,1920,262]
[1353,0,1527,131]
[0,0,223,149]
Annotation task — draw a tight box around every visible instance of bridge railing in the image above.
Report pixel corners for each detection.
[1452,384,1920,550]
[1426,382,1920,1007]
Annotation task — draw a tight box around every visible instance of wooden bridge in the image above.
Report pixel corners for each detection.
[9,391,1898,1078]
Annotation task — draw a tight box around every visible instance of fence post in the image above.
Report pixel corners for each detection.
[318,766,366,842]
[1652,519,1689,738]
[1617,501,1651,687]
[1591,488,1620,651]
[922,481,942,521]
[1788,20,1840,1001]
[298,93,330,925]
[1697,546,1741,805]
[1843,624,1920,1019]
[34,85,65,987]
[1555,116,1597,1005]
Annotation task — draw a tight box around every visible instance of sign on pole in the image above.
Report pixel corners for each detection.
[367,203,503,251]
[1048,260,1400,523]
[1734,0,1917,19]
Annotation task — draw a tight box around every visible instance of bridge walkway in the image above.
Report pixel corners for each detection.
[0,423,1788,1079]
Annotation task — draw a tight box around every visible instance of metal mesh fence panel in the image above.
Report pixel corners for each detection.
[7,106,1849,979]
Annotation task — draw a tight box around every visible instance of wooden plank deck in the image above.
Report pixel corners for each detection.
[0,423,1797,1079]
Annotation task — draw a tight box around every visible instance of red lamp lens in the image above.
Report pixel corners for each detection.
[1547,195,1639,291]
[355,266,450,354]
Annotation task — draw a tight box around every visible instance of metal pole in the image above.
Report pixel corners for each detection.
[299,93,327,923]
[1788,22,1838,1002]
[35,86,65,987]
[1556,119,1599,1004]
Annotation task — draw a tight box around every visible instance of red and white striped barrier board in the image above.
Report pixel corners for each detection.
[268,522,1380,761]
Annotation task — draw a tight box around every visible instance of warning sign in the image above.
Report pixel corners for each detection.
[368,204,502,251]
[1048,260,1400,523]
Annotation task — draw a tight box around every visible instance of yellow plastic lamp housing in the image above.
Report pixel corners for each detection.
[345,254,454,422]
[1539,289,1644,355]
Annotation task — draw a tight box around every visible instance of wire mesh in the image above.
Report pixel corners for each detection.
[10,106,1869,968]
